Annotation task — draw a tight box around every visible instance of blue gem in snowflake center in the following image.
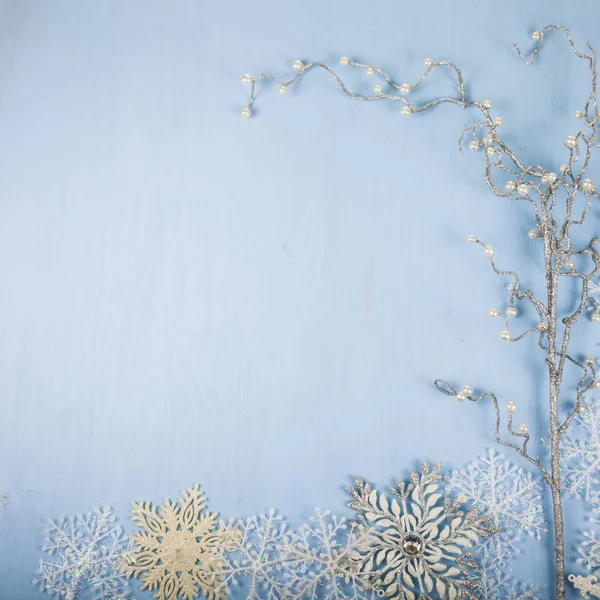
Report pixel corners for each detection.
[401,534,424,556]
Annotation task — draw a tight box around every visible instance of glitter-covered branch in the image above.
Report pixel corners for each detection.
[242,25,600,599]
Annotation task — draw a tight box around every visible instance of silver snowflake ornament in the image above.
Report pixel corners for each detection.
[346,461,499,599]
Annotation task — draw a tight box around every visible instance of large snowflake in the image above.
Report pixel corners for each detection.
[123,485,238,600]
[215,509,290,599]
[32,506,130,600]
[279,508,377,599]
[562,397,600,501]
[446,449,546,563]
[345,461,498,599]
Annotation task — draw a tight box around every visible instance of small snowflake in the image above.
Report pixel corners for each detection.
[562,397,600,501]
[345,461,498,599]
[33,506,130,600]
[472,550,539,599]
[215,509,291,599]
[123,485,238,600]
[279,508,377,600]
[446,449,546,562]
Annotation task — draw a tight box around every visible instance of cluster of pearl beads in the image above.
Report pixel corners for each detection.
[456,385,474,402]
[541,172,557,185]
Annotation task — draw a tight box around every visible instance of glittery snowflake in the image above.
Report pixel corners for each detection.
[123,485,238,600]
[32,506,130,600]
[446,449,546,562]
[345,461,498,599]
[279,508,377,600]
[562,397,600,501]
[215,509,291,599]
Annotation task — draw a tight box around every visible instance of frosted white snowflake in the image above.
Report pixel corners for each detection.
[472,551,539,599]
[562,397,600,501]
[33,506,130,600]
[446,449,546,563]
[279,509,377,600]
[215,509,291,599]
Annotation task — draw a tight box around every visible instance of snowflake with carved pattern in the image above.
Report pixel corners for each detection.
[446,449,546,563]
[345,461,499,599]
[33,506,130,600]
[123,485,238,600]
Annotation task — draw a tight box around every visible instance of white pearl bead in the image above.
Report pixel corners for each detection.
[468,234,477,243]
[424,58,433,67]
[565,259,575,270]
[507,283,517,292]
[505,181,517,192]
[541,175,549,184]
[519,423,529,434]
[547,172,557,183]
[593,313,600,323]
[484,245,495,258]
[578,403,586,415]
[500,330,511,341]
[366,67,375,76]
[528,230,538,239]
[456,391,467,402]
[575,110,585,120]
[586,356,596,366]
[538,321,548,331]
[400,106,412,117]
[507,401,517,413]
[340,56,350,66]
[594,379,600,388]
[240,107,252,118]
[279,85,288,95]
[485,147,495,157]
[566,135,578,148]
[482,99,493,109]
[507,306,518,318]
[468,140,480,152]
[532,31,543,41]
[292,60,304,71]
[493,117,503,126]
[374,84,383,95]
[489,308,500,318]
[581,178,595,192]
[483,134,494,146]
[399,83,411,95]
[463,385,474,396]
[517,184,530,195]
[241,74,253,84]
[560,164,568,173]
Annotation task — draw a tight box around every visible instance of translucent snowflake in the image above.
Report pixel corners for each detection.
[123,485,238,600]
[33,506,130,600]
[279,508,377,600]
[562,397,600,500]
[346,461,498,599]
[446,449,546,562]
[472,551,539,599]
[215,509,291,599]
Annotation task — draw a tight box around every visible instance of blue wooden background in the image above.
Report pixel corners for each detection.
[1,0,599,597]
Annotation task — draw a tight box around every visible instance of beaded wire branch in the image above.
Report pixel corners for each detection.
[241,25,600,600]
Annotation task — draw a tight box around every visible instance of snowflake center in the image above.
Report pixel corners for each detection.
[159,529,201,572]
[401,533,424,557]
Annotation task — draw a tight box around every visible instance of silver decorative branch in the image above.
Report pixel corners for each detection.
[243,25,600,600]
